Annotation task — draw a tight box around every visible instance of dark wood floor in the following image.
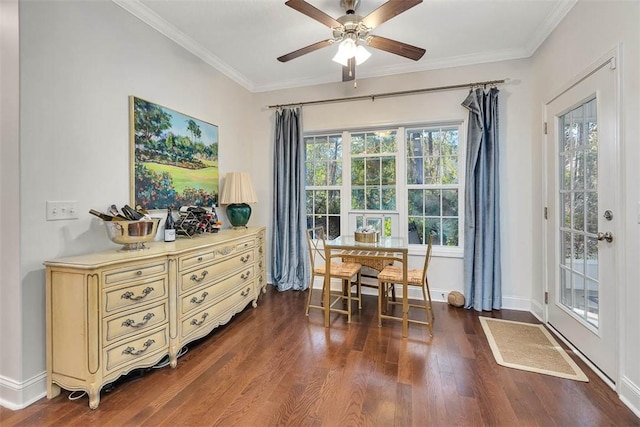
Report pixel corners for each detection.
[2,286,638,427]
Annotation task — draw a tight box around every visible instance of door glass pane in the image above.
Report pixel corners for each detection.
[586,279,599,328]
[558,98,599,328]
[560,266,571,306]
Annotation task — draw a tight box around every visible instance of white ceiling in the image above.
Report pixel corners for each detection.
[114,0,577,92]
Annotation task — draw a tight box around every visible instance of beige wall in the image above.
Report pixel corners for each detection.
[0,0,23,407]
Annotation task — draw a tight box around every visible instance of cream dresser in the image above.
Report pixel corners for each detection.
[45,227,266,409]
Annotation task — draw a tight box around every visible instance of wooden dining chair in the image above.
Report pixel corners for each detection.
[377,234,434,336]
[305,226,363,323]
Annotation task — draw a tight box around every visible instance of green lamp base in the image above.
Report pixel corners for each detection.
[226,203,252,228]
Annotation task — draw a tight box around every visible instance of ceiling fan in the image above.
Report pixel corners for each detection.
[277,0,426,82]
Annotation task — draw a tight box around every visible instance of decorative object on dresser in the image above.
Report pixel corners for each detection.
[176,206,221,237]
[44,227,267,409]
[219,172,258,229]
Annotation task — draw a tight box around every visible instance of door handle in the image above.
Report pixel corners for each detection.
[597,232,613,243]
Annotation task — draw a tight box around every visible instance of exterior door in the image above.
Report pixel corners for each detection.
[545,57,618,382]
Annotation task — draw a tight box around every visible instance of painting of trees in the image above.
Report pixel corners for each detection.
[131,96,219,210]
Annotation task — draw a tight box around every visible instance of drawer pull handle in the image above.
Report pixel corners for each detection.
[240,271,251,280]
[259,247,263,254]
[190,292,209,304]
[240,287,251,297]
[216,247,233,256]
[122,339,155,356]
[259,261,263,268]
[197,256,203,262]
[136,270,142,276]
[190,271,209,283]
[121,287,154,301]
[240,255,251,263]
[122,312,155,328]
[190,312,209,326]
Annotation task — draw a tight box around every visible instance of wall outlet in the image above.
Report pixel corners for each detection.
[46,201,79,221]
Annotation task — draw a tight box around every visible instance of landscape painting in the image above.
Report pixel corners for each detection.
[130,96,219,210]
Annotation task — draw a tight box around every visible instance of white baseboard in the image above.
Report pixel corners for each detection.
[620,376,640,419]
[0,372,47,410]
[529,299,544,320]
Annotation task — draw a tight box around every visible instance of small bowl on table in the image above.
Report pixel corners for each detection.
[354,231,380,243]
[104,219,160,251]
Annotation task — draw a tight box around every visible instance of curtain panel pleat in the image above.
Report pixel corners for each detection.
[271,108,310,291]
[462,88,502,311]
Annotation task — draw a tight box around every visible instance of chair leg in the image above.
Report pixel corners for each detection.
[345,278,352,323]
[305,272,315,316]
[420,285,430,322]
[420,283,433,337]
[377,280,384,327]
[357,272,362,310]
[425,278,434,324]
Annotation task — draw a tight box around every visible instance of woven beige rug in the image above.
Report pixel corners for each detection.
[479,317,589,382]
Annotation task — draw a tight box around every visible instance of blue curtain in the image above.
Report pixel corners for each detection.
[462,87,501,311]
[271,108,309,291]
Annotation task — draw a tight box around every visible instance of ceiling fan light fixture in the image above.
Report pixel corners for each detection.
[354,44,371,65]
[332,37,371,66]
[334,37,356,62]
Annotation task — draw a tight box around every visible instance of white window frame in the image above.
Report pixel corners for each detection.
[304,120,465,258]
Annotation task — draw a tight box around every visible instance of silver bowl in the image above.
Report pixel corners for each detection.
[104,219,160,251]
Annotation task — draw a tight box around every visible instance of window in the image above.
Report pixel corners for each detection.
[305,134,342,239]
[304,123,463,250]
[350,130,397,211]
[406,127,460,246]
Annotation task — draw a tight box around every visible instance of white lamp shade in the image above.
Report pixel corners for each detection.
[219,172,258,204]
[332,38,357,66]
[332,39,371,67]
[354,45,371,65]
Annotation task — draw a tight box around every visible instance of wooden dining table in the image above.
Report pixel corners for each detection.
[324,235,410,337]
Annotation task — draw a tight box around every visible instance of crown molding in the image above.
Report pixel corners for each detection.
[113,0,577,93]
[524,0,578,56]
[112,0,256,92]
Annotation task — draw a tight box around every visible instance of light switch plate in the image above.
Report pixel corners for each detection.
[46,201,79,221]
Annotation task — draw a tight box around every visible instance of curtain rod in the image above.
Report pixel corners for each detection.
[267,78,508,109]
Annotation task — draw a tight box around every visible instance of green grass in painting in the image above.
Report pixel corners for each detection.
[144,161,219,194]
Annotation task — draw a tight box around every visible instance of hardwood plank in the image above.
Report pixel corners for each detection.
[1,287,638,426]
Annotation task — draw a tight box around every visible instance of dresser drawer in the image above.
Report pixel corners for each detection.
[103,301,168,343]
[104,326,168,373]
[103,260,167,287]
[181,284,255,339]
[180,266,255,316]
[179,237,254,270]
[103,276,168,314]
[179,250,254,293]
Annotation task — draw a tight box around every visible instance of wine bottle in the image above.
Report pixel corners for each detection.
[122,205,143,220]
[89,209,125,221]
[164,208,176,242]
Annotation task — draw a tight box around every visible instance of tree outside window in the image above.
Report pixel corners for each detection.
[406,127,460,246]
[305,134,342,239]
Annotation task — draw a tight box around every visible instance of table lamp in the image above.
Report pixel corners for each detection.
[219,172,258,228]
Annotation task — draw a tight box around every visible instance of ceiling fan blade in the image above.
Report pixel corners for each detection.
[285,0,341,28]
[361,0,422,29]
[367,35,425,61]
[342,57,356,82]
[277,39,334,62]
